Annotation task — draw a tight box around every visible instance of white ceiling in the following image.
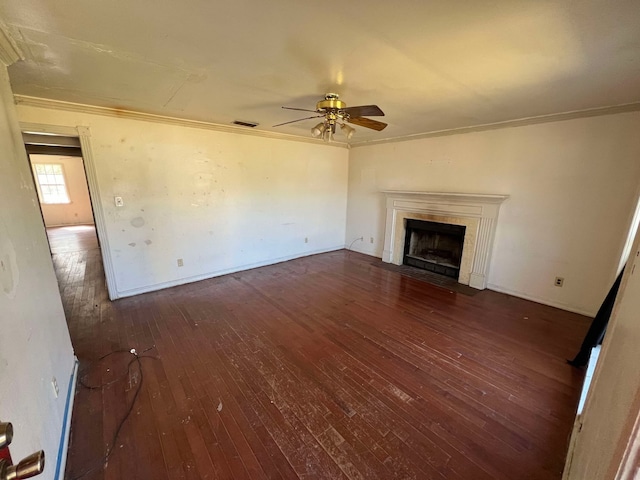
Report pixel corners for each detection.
[1,0,640,144]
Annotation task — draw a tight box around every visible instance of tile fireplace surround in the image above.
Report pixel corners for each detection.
[382,191,509,290]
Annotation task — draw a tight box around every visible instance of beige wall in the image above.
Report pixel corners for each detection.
[346,112,640,315]
[0,68,75,478]
[17,105,350,298]
[30,154,94,227]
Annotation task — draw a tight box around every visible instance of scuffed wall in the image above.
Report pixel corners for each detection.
[0,68,75,478]
[17,105,349,297]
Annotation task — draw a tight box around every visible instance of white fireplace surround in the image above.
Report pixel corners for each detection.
[382,191,509,290]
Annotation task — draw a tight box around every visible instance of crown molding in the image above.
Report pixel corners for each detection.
[15,94,640,149]
[0,22,22,66]
[13,95,349,149]
[351,101,640,147]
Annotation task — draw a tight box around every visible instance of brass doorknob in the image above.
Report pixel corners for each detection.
[0,423,12,449]
[0,450,45,480]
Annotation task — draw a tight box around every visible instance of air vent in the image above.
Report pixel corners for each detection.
[232,120,259,128]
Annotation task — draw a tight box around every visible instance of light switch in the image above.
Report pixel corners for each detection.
[114,196,124,207]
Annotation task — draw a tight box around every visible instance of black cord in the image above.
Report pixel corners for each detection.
[347,236,363,251]
[70,346,159,480]
[78,349,138,390]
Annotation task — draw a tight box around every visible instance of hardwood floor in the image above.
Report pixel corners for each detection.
[48,226,589,479]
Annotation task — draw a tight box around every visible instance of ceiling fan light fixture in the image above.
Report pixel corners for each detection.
[340,123,355,140]
[311,122,326,138]
[275,93,387,137]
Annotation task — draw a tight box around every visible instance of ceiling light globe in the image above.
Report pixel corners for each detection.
[340,123,355,140]
[311,122,326,138]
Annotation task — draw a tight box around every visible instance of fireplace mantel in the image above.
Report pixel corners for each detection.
[381,191,509,204]
[382,191,509,290]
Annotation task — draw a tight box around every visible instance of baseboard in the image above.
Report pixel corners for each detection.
[486,283,595,317]
[55,357,78,480]
[346,244,383,258]
[116,245,344,298]
[45,222,95,228]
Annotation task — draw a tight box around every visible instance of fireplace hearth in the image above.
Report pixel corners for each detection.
[403,219,466,278]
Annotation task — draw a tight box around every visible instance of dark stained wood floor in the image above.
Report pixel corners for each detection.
[48,226,590,480]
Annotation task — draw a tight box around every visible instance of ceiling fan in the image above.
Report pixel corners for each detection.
[273,93,387,142]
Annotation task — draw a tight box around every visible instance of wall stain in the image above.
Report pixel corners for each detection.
[0,256,15,296]
[130,217,145,228]
[128,242,136,247]
[144,240,152,245]
[0,225,18,298]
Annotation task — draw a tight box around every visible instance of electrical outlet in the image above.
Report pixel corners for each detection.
[304,237,308,243]
[370,237,374,244]
[554,276,564,287]
[114,196,124,207]
[52,377,59,398]
[177,258,184,267]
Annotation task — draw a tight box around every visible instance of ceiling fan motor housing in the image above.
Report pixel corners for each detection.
[316,93,346,113]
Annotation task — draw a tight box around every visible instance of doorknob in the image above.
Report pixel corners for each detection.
[0,451,44,480]
[0,451,45,480]
[0,424,12,449]
[0,422,45,480]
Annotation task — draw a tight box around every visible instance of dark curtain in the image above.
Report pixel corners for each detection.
[568,266,625,367]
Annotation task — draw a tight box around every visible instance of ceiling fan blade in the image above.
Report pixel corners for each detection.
[282,106,319,113]
[342,105,385,117]
[273,115,324,127]
[348,117,388,131]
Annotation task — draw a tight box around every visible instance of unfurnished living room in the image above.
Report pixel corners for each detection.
[2,2,640,480]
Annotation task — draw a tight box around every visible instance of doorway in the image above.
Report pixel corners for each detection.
[23,132,107,313]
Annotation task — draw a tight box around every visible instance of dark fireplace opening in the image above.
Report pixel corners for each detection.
[403,219,466,279]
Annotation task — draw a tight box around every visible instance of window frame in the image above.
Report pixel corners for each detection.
[31,162,71,205]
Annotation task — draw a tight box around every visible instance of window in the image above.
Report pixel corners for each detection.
[32,163,70,204]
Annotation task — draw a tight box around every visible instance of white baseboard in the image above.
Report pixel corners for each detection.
[347,244,383,258]
[487,283,595,317]
[116,245,345,298]
[45,222,95,228]
[55,357,78,480]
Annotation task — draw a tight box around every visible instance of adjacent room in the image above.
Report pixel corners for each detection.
[1,2,640,480]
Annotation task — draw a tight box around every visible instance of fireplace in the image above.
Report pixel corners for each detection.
[382,191,509,289]
[403,219,466,279]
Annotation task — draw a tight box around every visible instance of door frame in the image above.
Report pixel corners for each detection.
[20,121,118,300]
[563,218,640,478]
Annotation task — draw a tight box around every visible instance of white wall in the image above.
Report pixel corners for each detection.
[0,68,75,478]
[30,154,94,227]
[347,112,640,315]
[16,105,349,297]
